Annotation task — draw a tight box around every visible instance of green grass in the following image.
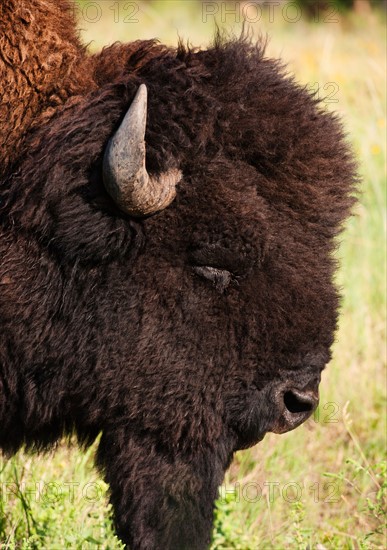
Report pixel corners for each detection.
[1,3,386,549]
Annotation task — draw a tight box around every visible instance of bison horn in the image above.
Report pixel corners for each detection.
[103,84,181,217]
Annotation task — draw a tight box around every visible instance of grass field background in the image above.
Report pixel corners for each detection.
[1,2,386,549]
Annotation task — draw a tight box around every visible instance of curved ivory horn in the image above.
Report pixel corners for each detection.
[103,84,181,216]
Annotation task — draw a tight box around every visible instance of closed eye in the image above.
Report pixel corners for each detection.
[192,265,233,292]
[189,243,256,292]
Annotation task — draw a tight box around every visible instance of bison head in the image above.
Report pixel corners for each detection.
[0,31,357,549]
[94,39,355,451]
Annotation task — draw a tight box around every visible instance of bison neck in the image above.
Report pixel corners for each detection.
[0,0,95,174]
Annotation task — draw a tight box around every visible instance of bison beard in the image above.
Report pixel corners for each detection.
[0,1,357,549]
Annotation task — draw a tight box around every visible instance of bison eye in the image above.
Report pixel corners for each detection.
[188,244,254,275]
[189,243,255,292]
[192,266,233,292]
[193,265,233,292]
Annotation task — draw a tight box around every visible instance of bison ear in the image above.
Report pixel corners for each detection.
[103,84,181,217]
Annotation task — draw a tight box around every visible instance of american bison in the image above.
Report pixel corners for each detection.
[0,1,356,548]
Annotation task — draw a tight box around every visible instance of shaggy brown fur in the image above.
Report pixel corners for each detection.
[0,1,356,548]
[0,0,94,173]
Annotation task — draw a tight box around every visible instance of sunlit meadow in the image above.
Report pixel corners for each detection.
[1,2,386,549]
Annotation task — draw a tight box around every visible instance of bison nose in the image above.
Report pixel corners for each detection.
[271,387,319,434]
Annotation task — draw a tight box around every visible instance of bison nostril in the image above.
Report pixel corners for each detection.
[283,390,316,414]
[270,387,319,434]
